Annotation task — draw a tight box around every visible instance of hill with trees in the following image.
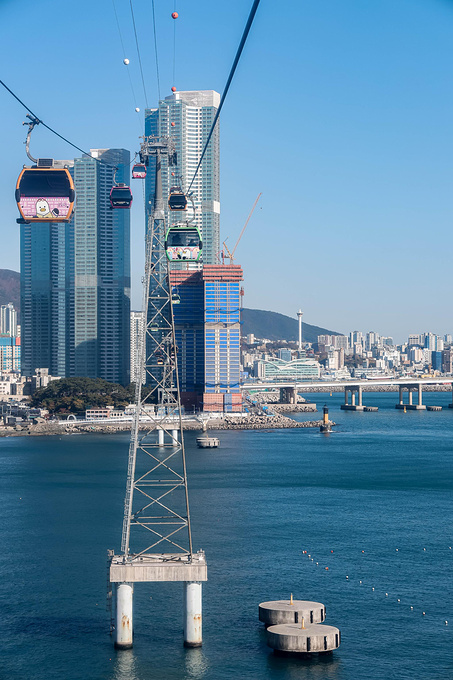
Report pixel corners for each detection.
[241,308,341,343]
[31,377,137,414]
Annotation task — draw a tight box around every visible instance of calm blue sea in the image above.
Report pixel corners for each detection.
[0,391,452,680]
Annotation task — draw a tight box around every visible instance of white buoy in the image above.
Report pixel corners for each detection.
[184,582,202,647]
[346,576,349,580]
[114,583,133,649]
[372,587,375,591]
[445,621,448,625]
[385,593,388,597]
[411,606,414,610]
[397,599,400,603]
[123,58,130,65]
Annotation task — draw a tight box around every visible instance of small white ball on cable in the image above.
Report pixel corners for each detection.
[135,107,140,112]
[123,58,130,65]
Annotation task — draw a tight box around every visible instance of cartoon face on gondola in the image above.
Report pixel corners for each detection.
[35,199,54,219]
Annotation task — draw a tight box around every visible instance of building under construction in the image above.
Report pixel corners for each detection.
[170,264,243,412]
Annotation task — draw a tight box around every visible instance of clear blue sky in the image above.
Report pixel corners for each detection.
[1,0,453,342]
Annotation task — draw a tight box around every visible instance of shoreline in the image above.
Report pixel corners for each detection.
[0,410,330,438]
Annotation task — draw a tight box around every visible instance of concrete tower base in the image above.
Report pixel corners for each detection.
[259,600,326,627]
[267,622,340,654]
[114,583,133,649]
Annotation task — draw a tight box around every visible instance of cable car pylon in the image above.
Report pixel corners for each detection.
[108,134,207,651]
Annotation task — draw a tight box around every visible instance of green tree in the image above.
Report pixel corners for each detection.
[31,377,136,415]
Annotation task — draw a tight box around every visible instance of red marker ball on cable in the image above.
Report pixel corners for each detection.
[171,86,177,92]
[172,12,178,19]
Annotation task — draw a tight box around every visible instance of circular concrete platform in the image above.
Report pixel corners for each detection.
[259,600,326,626]
[267,622,341,654]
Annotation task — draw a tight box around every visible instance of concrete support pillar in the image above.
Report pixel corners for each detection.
[344,389,349,406]
[114,583,133,649]
[408,391,413,406]
[351,391,356,406]
[358,386,363,407]
[418,384,423,406]
[171,429,178,446]
[158,428,165,446]
[399,386,403,405]
[183,582,202,647]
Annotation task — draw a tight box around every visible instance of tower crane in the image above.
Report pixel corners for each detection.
[222,192,262,264]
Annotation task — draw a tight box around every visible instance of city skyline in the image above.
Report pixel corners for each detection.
[1,0,453,338]
[20,148,131,384]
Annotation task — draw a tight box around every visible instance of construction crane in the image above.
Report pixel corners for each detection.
[222,192,262,264]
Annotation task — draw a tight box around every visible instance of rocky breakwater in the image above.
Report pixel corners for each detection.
[216,413,334,430]
[271,403,317,414]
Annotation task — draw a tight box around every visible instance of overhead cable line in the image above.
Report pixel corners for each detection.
[129,0,149,108]
[151,0,162,101]
[187,0,261,194]
[0,78,116,167]
[112,0,143,130]
[172,1,177,87]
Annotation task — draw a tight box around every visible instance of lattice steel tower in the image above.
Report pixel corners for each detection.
[108,136,207,651]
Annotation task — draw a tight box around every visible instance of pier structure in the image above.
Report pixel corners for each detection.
[108,135,207,650]
[395,383,426,410]
[280,386,297,404]
[341,385,365,411]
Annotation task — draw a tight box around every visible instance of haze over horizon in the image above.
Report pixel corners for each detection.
[1,0,452,342]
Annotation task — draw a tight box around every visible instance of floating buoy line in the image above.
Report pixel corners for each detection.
[301,546,452,627]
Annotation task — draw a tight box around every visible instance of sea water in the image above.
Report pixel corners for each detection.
[0,391,452,679]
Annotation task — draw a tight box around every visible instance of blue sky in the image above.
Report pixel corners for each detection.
[1,0,453,342]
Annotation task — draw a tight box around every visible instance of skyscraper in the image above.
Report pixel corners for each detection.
[71,149,131,384]
[170,264,243,411]
[130,310,145,385]
[0,303,18,336]
[145,90,220,265]
[20,149,131,384]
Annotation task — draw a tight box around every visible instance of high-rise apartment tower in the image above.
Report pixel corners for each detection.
[145,90,220,265]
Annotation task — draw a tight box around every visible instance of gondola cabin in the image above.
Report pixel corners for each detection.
[110,184,133,209]
[132,163,147,179]
[165,225,202,262]
[16,167,75,223]
[168,186,187,211]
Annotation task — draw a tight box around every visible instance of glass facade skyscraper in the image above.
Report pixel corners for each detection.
[170,265,243,411]
[145,90,220,265]
[20,149,131,384]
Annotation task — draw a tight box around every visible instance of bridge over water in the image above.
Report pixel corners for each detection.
[242,378,453,411]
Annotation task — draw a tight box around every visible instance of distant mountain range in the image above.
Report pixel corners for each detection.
[0,269,340,342]
[0,269,20,314]
[241,308,341,344]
